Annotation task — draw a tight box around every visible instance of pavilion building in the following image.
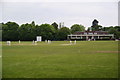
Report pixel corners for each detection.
[68,19,114,40]
[67,31,114,40]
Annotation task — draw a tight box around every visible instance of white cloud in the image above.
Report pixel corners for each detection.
[0,2,2,22]
[2,2,118,28]
[2,0,119,2]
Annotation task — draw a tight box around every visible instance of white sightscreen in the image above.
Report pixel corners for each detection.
[36,36,42,41]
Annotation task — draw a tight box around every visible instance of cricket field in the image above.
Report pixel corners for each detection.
[2,41,119,78]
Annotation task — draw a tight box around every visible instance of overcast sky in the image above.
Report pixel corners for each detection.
[1,0,119,29]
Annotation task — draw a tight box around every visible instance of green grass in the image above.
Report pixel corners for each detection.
[2,41,118,78]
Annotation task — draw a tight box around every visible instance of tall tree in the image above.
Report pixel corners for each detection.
[51,22,59,40]
[51,22,58,30]
[31,21,35,26]
[18,23,36,40]
[108,26,120,39]
[92,19,99,26]
[0,23,2,41]
[102,26,120,39]
[114,26,120,31]
[71,24,85,33]
[2,22,19,41]
[91,19,103,31]
[38,24,55,40]
[57,27,71,40]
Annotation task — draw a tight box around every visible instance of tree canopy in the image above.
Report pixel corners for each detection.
[38,24,55,40]
[1,21,120,41]
[18,23,36,40]
[57,27,71,40]
[2,22,19,41]
[102,26,120,39]
[92,25,102,31]
[71,24,85,33]
[51,22,58,30]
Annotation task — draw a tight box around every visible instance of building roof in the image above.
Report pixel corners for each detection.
[73,31,109,35]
